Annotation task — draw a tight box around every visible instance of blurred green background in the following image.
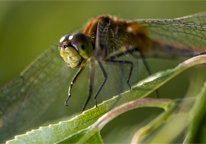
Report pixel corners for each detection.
[1,1,206,143]
[1,1,206,87]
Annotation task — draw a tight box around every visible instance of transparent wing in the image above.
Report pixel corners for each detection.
[0,40,78,142]
[129,12,206,50]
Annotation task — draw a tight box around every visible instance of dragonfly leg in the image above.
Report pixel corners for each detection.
[93,60,107,108]
[65,66,85,106]
[109,48,151,75]
[136,49,151,75]
[82,58,95,112]
[105,49,137,90]
[104,59,133,90]
[136,48,160,98]
[108,48,160,98]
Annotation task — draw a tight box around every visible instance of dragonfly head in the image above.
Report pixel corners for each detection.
[58,33,93,68]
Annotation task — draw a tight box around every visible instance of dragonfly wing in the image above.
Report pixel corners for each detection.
[129,12,206,52]
[0,41,77,142]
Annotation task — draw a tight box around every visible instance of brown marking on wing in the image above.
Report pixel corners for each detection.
[124,22,153,53]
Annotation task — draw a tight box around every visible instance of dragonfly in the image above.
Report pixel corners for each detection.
[1,12,206,142]
[58,14,206,112]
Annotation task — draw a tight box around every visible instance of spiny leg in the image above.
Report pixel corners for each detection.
[107,48,159,97]
[82,58,95,112]
[93,60,107,108]
[136,48,160,98]
[104,59,133,90]
[136,49,151,75]
[82,59,133,111]
[65,66,85,106]
[104,49,136,90]
[84,48,158,110]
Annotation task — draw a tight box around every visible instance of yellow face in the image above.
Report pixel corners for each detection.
[58,33,93,68]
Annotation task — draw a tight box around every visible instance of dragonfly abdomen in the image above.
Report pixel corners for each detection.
[145,40,205,59]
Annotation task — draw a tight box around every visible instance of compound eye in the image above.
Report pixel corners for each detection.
[69,33,93,59]
[58,34,70,49]
[70,33,88,48]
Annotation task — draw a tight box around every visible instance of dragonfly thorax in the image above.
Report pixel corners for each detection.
[58,33,93,68]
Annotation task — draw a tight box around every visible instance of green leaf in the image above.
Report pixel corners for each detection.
[188,82,206,143]
[138,98,196,143]
[6,54,206,144]
[57,131,103,144]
